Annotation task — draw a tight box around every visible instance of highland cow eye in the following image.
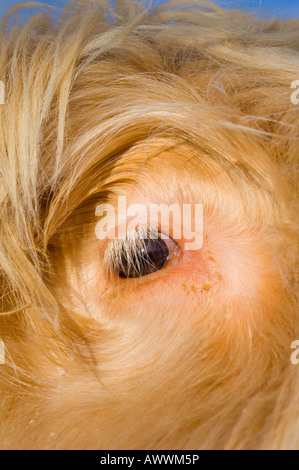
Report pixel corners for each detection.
[118,237,170,278]
[105,229,179,279]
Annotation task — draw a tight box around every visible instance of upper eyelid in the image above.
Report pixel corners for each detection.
[105,227,171,260]
[103,228,177,272]
[111,225,169,242]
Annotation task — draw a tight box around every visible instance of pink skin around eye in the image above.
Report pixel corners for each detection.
[97,230,225,310]
[98,200,213,289]
[72,207,220,320]
[72,196,279,325]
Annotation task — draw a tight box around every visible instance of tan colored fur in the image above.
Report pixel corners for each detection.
[0,0,298,449]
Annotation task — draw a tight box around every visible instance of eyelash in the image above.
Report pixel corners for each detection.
[103,226,178,279]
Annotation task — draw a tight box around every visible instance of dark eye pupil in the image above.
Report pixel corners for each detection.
[118,238,169,278]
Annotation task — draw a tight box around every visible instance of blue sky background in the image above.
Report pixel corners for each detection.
[0,0,299,19]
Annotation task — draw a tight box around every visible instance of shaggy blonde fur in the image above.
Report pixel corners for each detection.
[0,0,298,450]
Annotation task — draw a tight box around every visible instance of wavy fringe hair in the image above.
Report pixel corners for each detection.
[0,0,298,450]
